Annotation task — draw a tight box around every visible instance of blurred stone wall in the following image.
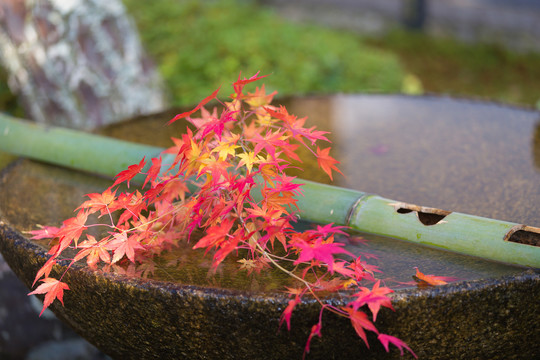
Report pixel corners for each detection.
[261,0,540,53]
[0,0,168,129]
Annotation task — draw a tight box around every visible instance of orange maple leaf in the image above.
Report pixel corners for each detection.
[316,146,343,181]
[32,258,56,286]
[413,267,455,287]
[78,188,117,216]
[108,232,145,264]
[48,211,89,255]
[245,84,277,108]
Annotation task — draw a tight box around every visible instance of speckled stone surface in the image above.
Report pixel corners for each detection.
[0,222,538,359]
[1,95,540,359]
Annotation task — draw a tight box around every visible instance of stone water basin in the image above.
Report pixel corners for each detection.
[0,95,539,359]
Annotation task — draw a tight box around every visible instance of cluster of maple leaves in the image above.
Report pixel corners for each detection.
[26,73,457,358]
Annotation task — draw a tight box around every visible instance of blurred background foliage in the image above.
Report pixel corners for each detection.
[122,0,404,106]
[1,0,540,119]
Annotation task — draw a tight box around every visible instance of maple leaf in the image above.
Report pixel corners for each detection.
[193,109,236,141]
[280,296,301,331]
[307,223,347,238]
[304,322,322,355]
[75,235,111,267]
[245,84,277,108]
[108,232,145,264]
[263,189,297,215]
[27,225,61,240]
[265,106,329,145]
[237,151,261,173]
[238,256,270,275]
[349,256,382,282]
[413,267,455,287]
[114,191,147,226]
[186,106,219,130]
[332,261,356,279]
[77,188,117,216]
[232,71,269,97]
[28,278,70,316]
[112,157,146,188]
[143,156,162,188]
[351,280,394,321]
[212,141,239,161]
[251,129,289,159]
[213,236,241,270]
[168,87,221,124]
[316,146,343,181]
[192,218,235,251]
[49,211,89,255]
[342,307,378,348]
[32,258,56,286]
[293,237,353,273]
[378,334,418,359]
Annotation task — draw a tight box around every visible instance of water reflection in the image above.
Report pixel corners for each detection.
[533,120,540,171]
[322,95,540,227]
[1,94,538,293]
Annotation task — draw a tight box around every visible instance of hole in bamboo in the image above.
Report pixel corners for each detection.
[397,208,413,214]
[393,203,451,226]
[505,225,540,247]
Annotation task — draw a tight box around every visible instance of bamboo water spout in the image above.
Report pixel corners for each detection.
[1,113,539,267]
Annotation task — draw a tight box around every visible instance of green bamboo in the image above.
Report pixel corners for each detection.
[1,113,539,268]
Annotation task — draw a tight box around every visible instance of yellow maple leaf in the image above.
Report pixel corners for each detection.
[237,151,261,173]
[212,142,239,161]
[246,85,277,108]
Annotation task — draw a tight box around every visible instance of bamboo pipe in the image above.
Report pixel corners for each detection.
[1,113,539,268]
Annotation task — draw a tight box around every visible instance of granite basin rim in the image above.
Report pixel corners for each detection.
[2,92,540,358]
[1,214,539,359]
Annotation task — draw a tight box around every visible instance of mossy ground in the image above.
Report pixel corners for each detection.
[366,30,540,108]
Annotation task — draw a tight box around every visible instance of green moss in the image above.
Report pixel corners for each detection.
[0,68,22,117]
[366,30,540,107]
[122,0,404,106]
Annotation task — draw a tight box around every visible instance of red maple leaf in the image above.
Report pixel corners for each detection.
[293,237,353,273]
[27,225,61,240]
[280,296,301,331]
[304,322,322,355]
[192,218,235,251]
[351,280,394,321]
[28,278,70,316]
[143,156,162,188]
[378,334,418,358]
[168,87,221,124]
[342,307,378,347]
[112,157,146,188]
[232,71,269,97]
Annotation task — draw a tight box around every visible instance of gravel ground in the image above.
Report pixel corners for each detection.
[0,254,109,359]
